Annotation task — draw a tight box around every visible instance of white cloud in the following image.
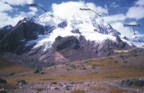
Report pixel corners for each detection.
[0,2,13,12]
[52,1,108,19]
[126,0,144,20]
[111,21,144,38]
[28,7,38,16]
[0,0,36,27]
[110,2,119,8]
[111,22,134,37]
[0,12,27,27]
[0,9,39,27]
[135,0,144,6]
[103,14,126,23]
[1,0,34,6]
[126,6,144,20]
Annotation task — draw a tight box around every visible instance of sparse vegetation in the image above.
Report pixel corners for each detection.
[33,87,47,91]
[4,55,144,83]
[42,78,55,81]
[8,83,19,89]
[0,58,33,76]
[40,72,45,74]
[109,87,126,93]
[119,54,125,62]
[123,60,128,63]
[34,69,41,73]
[134,53,138,57]
[0,78,7,84]
[89,86,105,90]
[17,80,27,86]
[51,82,57,85]
[105,76,121,79]
[71,89,85,93]
[114,60,118,63]
[85,59,112,67]
[0,51,144,93]
[70,64,76,69]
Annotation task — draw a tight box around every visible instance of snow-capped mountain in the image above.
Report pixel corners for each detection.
[0,11,134,68]
[26,12,133,51]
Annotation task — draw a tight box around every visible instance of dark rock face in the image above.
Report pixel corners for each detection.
[71,29,81,34]
[34,69,42,73]
[53,36,80,51]
[58,21,67,28]
[97,24,118,35]
[0,18,45,54]
[44,25,55,34]
[0,25,13,40]
[120,79,144,87]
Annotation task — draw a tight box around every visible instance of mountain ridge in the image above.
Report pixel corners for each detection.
[0,12,135,68]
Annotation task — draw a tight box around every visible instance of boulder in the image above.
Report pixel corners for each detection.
[0,78,7,84]
[17,80,27,86]
[120,78,144,87]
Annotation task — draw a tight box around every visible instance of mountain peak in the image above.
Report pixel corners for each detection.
[0,8,135,68]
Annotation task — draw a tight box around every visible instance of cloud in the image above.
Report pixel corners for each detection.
[109,0,144,38]
[103,14,126,23]
[126,0,144,20]
[0,9,38,27]
[28,7,38,16]
[135,0,144,6]
[126,6,144,20]
[111,22,135,37]
[0,0,36,27]
[52,1,108,19]
[111,21,144,38]
[0,12,27,27]
[110,2,119,8]
[1,0,34,6]
[0,1,13,12]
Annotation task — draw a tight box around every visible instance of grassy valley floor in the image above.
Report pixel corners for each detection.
[0,50,144,93]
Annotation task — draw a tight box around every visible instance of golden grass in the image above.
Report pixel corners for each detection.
[0,59,33,76]
[4,55,144,83]
[84,57,116,67]
[89,86,105,90]
[109,87,126,93]
[8,83,19,89]
[6,60,144,84]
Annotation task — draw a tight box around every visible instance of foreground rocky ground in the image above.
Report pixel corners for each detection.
[6,79,144,93]
[0,49,144,93]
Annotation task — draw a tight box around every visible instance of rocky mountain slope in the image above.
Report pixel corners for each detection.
[0,11,134,68]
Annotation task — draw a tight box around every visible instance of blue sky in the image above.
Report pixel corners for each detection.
[0,0,144,38]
